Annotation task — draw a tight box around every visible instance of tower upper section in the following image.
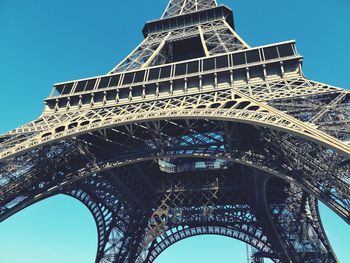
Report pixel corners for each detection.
[110,0,247,73]
[47,0,301,107]
[162,0,218,18]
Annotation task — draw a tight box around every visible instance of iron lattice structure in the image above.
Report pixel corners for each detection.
[0,1,349,262]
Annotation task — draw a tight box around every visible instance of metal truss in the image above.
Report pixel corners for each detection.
[108,0,247,73]
[109,33,171,73]
[1,75,343,143]
[199,21,248,55]
[1,76,348,158]
[266,178,338,262]
[162,0,218,19]
[144,224,274,262]
[110,20,247,73]
[138,167,277,262]
[269,89,350,142]
[1,0,349,262]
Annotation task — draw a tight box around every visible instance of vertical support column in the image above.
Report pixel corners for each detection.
[198,25,210,57]
[253,172,291,262]
[264,176,339,263]
[111,209,152,263]
[222,20,251,49]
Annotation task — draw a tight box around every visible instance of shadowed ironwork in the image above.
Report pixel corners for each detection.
[0,1,349,262]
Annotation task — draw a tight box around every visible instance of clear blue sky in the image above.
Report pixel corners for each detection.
[0,0,349,262]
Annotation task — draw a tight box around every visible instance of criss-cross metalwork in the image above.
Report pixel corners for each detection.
[0,1,349,262]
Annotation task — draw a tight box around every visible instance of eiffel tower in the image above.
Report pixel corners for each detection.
[0,1,349,262]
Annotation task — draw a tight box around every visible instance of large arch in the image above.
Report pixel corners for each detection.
[1,117,349,224]
[0,116,348,262]
[1,145,348,226]
[1,107,349,160]
[0,151,341,262]
[143,226,276,262]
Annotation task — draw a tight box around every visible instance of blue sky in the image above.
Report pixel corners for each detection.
[0,0,349,262]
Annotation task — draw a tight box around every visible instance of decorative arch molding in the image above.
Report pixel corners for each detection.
[141,225,277,263]
[2,107,349,161]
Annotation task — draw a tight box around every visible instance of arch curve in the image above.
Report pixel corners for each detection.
[2,108,349,161]
[141,225,277,263]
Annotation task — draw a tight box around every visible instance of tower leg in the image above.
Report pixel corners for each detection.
[265,177,338,263]
[69,164,159,263]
